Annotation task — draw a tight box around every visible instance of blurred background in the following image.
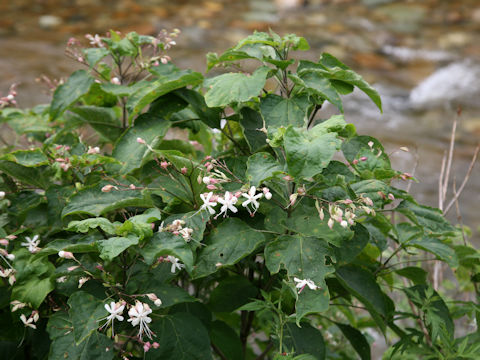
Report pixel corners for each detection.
[1,0,479,240]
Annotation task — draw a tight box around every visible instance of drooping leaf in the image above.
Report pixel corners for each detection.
[335,322,371,360]
[394,267,428,285]
[283,322,326,360]
[97,235,139,261]
[239,107,268,152]
[295,287,331,323]
[290,72,343,112]
[50,70,94,120]
[127,68,203,120]
[204,66,270,107]
[1,149,48,167]
[146,313,213,360]
[67,217,117,234]
[336,265,390,333]
[70,106,122,142]
[174,88,222,128]
[113,113,170,174]
[334,223,370,264]
[284,126,341,179]
[193,218,265,278]
[0,161,51,188]
[407,237,458,268]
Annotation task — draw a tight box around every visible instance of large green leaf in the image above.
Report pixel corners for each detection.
[1,149,48,167]
[246,152,283,187]
[396,200,456,236]
[204,66,270,107]
[97,235,139,261]
[407,237,458,268]
[49,331,114,360]
[260,93,310,130]
[209,275,258,313]
[126,68,203,120]
[113,113,170,174]
[146,313,213,360]
[283,322,326,360]
[335,323,371,360]
[334,223,370,264]
[239,107,268,152]
[193,218,265,278]
[11,249,55,308]
[284,126,341,179]
[61,181,148,218]
[336,265,390,333]
[290,72,343,112]
[68,291,108,345]
[82,47,109,68]
[0,161,50,188]
[70,106,122,142]
[174,88,222,129]
[50,70,95,120]
[140,231,195,272]
[67,217,117,235]
[296,287,330,323]
[209,321,243,360]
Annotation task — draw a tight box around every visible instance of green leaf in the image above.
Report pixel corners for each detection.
[193,218,265,278]
[260,94,310,130]
[284,126,341,179]
[146,313,213,360]
[50,70,94,120]
[68,291,107,345]
[265,235,333,288]
[407,237,458,268]
[205,66,270,107]
[283,322,326,360]
[62,181,148,218]
[290,72,343,112]
[49,331,114,360]
[335,323,371,360]
[174,88,222,129]
[82,47,110,68]
[209,275,258,313]
[246,152,283,187]
[334,224,370,264]
[336,265,389,333]
[11,249,55,308]
[239,107,268,152]
[113,113,170,174]
[140,231,194,272]
[126,69,203,120]
[97,235,139,261]
[67,217,116,234]
[396,201,456,236]
[394,267,428,285]
[138,281,195,308]
[1,149,48,167]
[296,287,330,323]
[70,106,122,142]
[0,161,50,188]
[210,321,243,360]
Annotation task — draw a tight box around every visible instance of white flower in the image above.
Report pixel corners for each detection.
[242,186,263,215]
[100,301,125,336]
[199,192,217,215]
[216,191,238,218]
[0,191,5,199]
[127,301,153,340]
[179,227,193,242]
[20,314,36,329]
[10,300,26,312]
[21,235,41,253]
[294,277,318,293]
[167,255,185,273]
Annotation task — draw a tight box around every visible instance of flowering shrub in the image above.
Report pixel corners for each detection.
[0,30,479,359]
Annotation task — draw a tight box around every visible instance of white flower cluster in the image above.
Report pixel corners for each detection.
[161,219,193,242]
[198,186,272,218]
[99,295,162,340]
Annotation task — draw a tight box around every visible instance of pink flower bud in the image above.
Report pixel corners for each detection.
[360,156,367,161]
[289,193,298,207]
[327,218,334,229]
[152,342,160,349]
[202,176,211,185]
[234,191,242,198]
[181,167,187,175]
[110,77,121,85]
[58,250,75,259]
[352,159,358,165]
[101,184,115,192]
[67,265,79,271]
[6,235,16,240]
[206,184,217,190]
[283,175,293,182]
[144,342,152,352]
[0,239,9,246]
[160,161,169,170]
[136,137,146,144]
[129,184,136,190]
[388,193,395,201]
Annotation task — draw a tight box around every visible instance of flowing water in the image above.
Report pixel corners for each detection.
[1,0,480,239]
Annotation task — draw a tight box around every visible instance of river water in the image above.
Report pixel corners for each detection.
[1,0,480,239]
